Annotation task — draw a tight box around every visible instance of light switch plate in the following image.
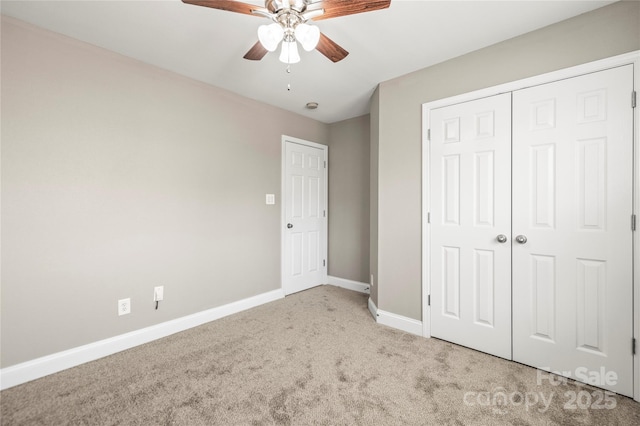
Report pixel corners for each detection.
[266,194,275,205]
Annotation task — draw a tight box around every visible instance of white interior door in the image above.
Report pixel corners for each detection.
[283,138,327,295]
[512,65,634,396]
[429,93,513,359]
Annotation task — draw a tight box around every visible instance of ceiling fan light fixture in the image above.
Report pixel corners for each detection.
[258,23,284,52]
[294,23,320,51]
[279,40,300,64]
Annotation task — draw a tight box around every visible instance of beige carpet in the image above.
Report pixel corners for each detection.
[1,285,639,425]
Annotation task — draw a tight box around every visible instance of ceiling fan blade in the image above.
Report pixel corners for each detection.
[243,41,269,61]
[311,0,390,21]
[182,0,267,17]
[316,32,348,63]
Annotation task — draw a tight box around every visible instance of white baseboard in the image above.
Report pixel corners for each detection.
[376,309,423,336]
[0,288,285,390]
[327,275,370,294]
[367,297,423,337]
[368,297,378,320]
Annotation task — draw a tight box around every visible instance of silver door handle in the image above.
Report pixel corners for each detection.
[515,235,527,244]
[496,234,507,243]
[287,223,293,229]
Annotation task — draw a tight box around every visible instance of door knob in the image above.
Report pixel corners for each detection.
[287,223,293,229]
[515,235,528,244]
[496,234,508,243]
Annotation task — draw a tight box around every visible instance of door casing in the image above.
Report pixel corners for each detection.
[421,51,640,401]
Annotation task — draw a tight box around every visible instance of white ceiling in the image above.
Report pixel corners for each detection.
[1,0,615,123]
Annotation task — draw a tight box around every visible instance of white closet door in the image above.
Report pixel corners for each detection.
[512,65,634,396]
[430,93,512,359]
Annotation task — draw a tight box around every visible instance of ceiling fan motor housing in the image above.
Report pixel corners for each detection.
[266,0,309,14]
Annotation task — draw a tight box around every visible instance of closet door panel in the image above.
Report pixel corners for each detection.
[512,65,634,397]
[430,93,512,359]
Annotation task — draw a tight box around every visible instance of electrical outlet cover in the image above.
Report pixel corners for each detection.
[118,298,131,316]
[154,286,164,301]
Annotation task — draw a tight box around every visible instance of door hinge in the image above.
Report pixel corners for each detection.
[324,161,327,169]
[427,294,431,306]
[632,91,637,109]
[323,259,326,267]
[427,129,431,141]
[427,212,431,224]
[633,338,636,355]
[323,210,326,218]
[632,214,636,231]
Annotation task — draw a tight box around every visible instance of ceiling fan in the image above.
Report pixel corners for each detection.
[182,0,391,64]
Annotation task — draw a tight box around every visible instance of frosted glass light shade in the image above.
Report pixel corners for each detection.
[294,23,320,51]
[279,40,300,64]
[258,23,284,52]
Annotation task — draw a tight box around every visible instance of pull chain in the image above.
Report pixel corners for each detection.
[286,64,291,91]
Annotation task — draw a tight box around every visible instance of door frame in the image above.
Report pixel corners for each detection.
[421,50,640,401]
[280,135,329,294]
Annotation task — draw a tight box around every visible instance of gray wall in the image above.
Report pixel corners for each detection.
[374,1,640,320]
[1,17,332,368]
[327,115,370,283]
